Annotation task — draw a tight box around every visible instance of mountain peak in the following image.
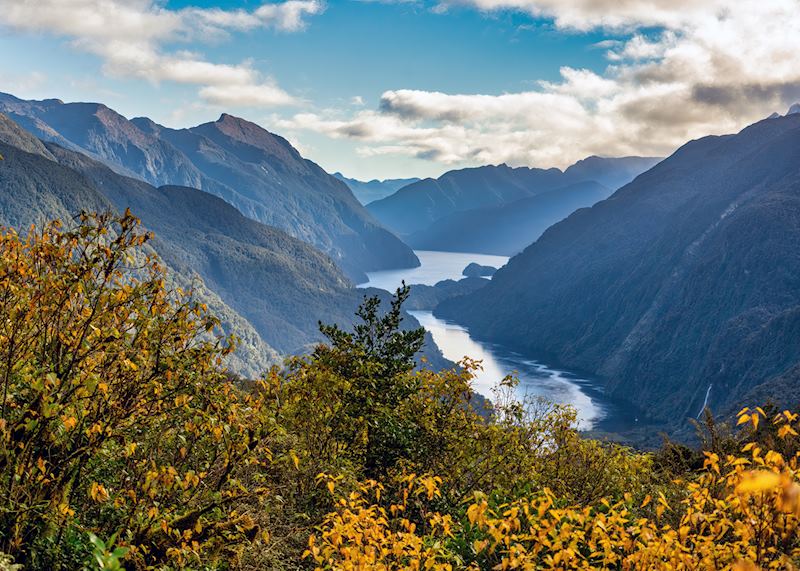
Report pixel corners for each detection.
[213,112,270,137]
[217,112,251,126]
[130,116,160,133]
[787,103,800,116]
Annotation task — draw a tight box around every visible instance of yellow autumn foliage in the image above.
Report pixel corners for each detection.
[308,408,800,570]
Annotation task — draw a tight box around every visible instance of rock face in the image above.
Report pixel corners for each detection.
[462,263,497,278]
[333,172,420,204]
[0,92,419,281]
[438,112,800,429]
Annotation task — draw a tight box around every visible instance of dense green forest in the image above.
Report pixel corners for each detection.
[1,214,799,570]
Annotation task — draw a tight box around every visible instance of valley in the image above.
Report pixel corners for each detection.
[359,250,642,432]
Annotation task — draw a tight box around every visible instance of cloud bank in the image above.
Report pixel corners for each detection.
[0,0,323,107]
[284,0,800,168]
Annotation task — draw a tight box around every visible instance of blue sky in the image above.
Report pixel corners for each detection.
[1,0,798,179]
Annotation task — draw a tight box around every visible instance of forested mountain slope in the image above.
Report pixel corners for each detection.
[438,113,800,426]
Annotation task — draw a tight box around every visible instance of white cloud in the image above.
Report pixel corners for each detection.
[0,0,323,107]
[285,0,800,168]
[200,83,297,107]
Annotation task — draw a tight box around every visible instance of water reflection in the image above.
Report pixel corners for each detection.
[409,310,603,428]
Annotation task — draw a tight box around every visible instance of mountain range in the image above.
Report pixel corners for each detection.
[407,180,611,255]
[0,111,447,377]
[0,92,418,282]
[333,172,420,204]
[438,110,800,432]
[367,156,661,253]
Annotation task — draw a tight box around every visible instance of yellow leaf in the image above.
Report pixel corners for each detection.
[737,470,781,494]
[62,416,77,431]
[125,442,138,457]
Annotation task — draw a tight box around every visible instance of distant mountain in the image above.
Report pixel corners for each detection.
[562,156,661,190]
[333,172,420,204]
[438,112,800,432]
[408,181,611,255]
[368,164,564,236]
[367,157,661,238]
[0,92,418,281]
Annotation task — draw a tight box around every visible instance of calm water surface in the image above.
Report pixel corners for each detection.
[357,250,510,291]
[359,250,640,431]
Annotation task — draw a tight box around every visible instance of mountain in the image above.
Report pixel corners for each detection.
[561,156,662,190]
[407,181,611,255]
[0,92,418,281]
[0,126,274,377]
[0,113,448,375]
[368,164,565,236]
[333,172,420,204]
[437,113,800,431]
[367,157,661,237]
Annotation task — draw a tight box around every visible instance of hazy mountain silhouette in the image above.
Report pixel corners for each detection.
[0,113,449,375]
[333,172,420,204]
[367,157,660,245]
[408,180,611,255]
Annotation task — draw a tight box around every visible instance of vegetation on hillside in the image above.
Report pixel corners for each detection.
[1,214,799,570]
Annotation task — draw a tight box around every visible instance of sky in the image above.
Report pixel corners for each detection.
[0,0,799,180]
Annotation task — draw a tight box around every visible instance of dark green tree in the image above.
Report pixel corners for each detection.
[316,283,425,476]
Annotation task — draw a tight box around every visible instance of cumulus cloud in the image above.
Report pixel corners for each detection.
[284,0,800,168]
[0,0,323,107]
